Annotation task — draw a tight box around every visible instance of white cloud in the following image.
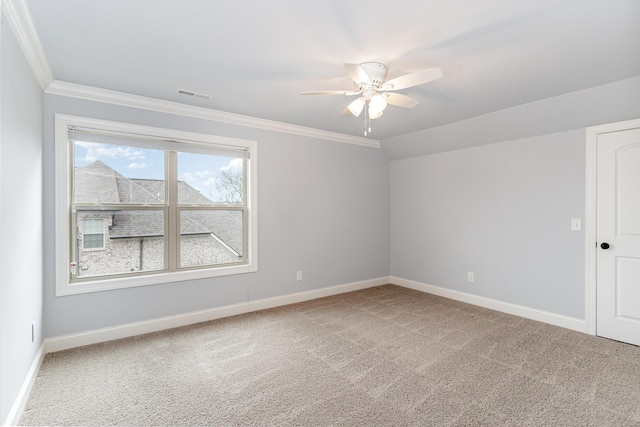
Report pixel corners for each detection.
[195,169,213,178]
[128,162,148,169]
[221,158,243,172]
[182,172,194,182]
[76,141,146,162]
[203,177,217,187]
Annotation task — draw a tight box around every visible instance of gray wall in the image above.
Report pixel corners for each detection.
[0,14,44,425]
[42,94,390,338]
[390,130,585,318]
[388,75,640,321]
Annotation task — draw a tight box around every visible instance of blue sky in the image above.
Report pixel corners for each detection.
[74,141,242,202]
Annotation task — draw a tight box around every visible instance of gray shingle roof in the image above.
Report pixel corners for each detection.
[75,160,121,204]
[75,161,243,255]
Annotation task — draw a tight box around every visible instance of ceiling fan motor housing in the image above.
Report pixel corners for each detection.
[359,62,388,86]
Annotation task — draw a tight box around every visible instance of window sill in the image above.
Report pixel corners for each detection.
[57,262,257,296]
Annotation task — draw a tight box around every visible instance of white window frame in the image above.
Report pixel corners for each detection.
[82,218,105,250]
[55,114,258,296]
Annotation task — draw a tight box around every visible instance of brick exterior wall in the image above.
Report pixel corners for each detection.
[76,212,238,278]
[180,235,239,267]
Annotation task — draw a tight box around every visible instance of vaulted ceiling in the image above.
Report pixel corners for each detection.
[21,0,640,141]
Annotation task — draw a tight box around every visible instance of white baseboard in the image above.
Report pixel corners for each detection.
[4,343,46,427]
[45,276,390,353]
[45,275,587,354]
[391,276,586,333]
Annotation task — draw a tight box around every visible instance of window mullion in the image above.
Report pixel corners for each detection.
[167,151,179,271]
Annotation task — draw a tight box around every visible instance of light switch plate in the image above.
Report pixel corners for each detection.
[571,218,582,231]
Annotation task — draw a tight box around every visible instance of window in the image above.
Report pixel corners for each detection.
[56,115,257,295]
[82,218,105,250]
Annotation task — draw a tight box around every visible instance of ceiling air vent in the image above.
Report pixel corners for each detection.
[177,89,212,100]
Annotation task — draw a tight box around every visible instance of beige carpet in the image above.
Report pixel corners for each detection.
[20,285,640,426]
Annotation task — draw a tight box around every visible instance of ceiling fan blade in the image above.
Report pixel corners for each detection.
[385,93,420,108]
[383,68,443,91]
[300,90,359,95]
[344,63,372,85]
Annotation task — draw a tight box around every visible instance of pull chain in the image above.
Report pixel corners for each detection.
[364,101,368,136]
[363,99,373,136]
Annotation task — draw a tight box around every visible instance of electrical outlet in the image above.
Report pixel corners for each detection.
[296,271,302,281]
[467,272,474,283]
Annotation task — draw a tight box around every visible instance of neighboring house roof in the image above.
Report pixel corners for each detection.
[75,161,243,256]
[75,160,121,204]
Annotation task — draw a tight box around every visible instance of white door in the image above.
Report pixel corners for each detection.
[596,127,640,346]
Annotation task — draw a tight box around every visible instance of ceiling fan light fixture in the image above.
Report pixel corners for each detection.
[347,97,366,117]
[368,94,388,119]
[369,109,384,120]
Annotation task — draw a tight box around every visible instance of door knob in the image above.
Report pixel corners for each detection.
[600,242,610,249]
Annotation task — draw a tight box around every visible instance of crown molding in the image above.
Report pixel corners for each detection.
[2,0,53,90]
[46,81,380,148]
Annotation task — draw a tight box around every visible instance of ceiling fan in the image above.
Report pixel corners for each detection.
[301,62,442,134]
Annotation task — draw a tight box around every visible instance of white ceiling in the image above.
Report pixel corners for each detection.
[23,0,640,141]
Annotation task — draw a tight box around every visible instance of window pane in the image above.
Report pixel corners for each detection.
[73,141,165,204]
[84,218,104,234]
[180,210,244,268]
[82,218,104,249]
[76,210,165,278]
[83,233,104,249]
[178,152,244,205]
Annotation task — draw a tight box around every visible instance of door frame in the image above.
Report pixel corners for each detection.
[585,117,640,336]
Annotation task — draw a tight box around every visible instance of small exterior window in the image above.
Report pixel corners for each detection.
[82,218,105,250]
